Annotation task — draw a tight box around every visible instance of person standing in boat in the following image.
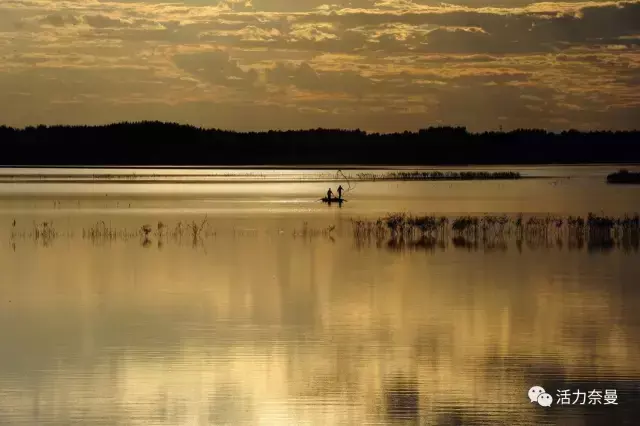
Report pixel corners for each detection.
[337,185,344,199]
[327,188,334,200]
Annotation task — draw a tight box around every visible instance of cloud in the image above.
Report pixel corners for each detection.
[0,0,638,130]
[267,61,376,97]
[172,50,261,89]
[83,14,134,29]
[39,13,80,27]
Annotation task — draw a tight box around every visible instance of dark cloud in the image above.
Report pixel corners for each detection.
[84,15,133,29]
[1,0,639,130]
[264,60,535,98]
[173,50,260,88]
[267,61,375,96]
[38,1,640,56]
[40,13,80,27]
[449,71,531,84]
[290,1,640,54]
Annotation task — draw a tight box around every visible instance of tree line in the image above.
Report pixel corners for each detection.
[0,122,638,166]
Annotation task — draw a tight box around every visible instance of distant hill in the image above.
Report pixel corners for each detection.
[0,122,638,166]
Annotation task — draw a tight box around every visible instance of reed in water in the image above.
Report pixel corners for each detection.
[351,212,639,236]
[350,212,640,253]
[81,218,215,247]
[0,170,522,184]
[8,213,639,253]
[8,220,71,248]
[351,171,521,181]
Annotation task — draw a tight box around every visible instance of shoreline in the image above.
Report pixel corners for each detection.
[0,172,570,184]
[0,177,553,184]
[1,163,640,170]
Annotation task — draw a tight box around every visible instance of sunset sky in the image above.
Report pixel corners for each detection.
[1,0,639,132]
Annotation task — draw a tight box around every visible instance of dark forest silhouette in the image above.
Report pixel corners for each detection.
[0,122,639,166]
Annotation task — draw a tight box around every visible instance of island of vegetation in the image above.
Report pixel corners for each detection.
[0,170,522,183]
[607,169,640,184]
[0,122,639,166]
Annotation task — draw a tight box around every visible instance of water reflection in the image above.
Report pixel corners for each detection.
[356,232,639,254]
[1,213,640,425]
[384,376,420,422]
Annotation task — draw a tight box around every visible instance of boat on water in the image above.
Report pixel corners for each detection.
[606,169,640,184]
[321,197,346,204]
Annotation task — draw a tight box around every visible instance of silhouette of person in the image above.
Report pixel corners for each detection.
[327,188,333,200]
[337,185,344,199]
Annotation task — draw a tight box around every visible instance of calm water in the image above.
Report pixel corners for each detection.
[1,165,640,425]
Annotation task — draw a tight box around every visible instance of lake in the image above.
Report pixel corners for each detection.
[1,165,639,425]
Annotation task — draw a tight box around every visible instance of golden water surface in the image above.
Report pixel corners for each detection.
[1,166,639,425]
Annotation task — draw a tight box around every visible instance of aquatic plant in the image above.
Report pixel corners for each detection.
[187,216,213,242]
[82,221,139,243]
[352,171,521,181]
[293,222,336,239]
[6,212,639,254]
[1,169,523,184]
[349,212,640,254]
[9,220,64,247]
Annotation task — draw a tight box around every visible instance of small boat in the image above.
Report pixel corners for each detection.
[321,197,346,204]
[606,169,640,184]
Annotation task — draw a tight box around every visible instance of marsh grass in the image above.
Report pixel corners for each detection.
[7,216,337,250]
[351,212,640,253]
[9,220,73,248]
[6,213,639,253]
[292,222,336,241]
[2,170,522,183]
[351,171,521,181]
[81,216,215,247]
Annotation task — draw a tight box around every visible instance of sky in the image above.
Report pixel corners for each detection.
[0,0,639,132]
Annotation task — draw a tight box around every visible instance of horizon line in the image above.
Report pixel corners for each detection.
[3,122,640,134]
